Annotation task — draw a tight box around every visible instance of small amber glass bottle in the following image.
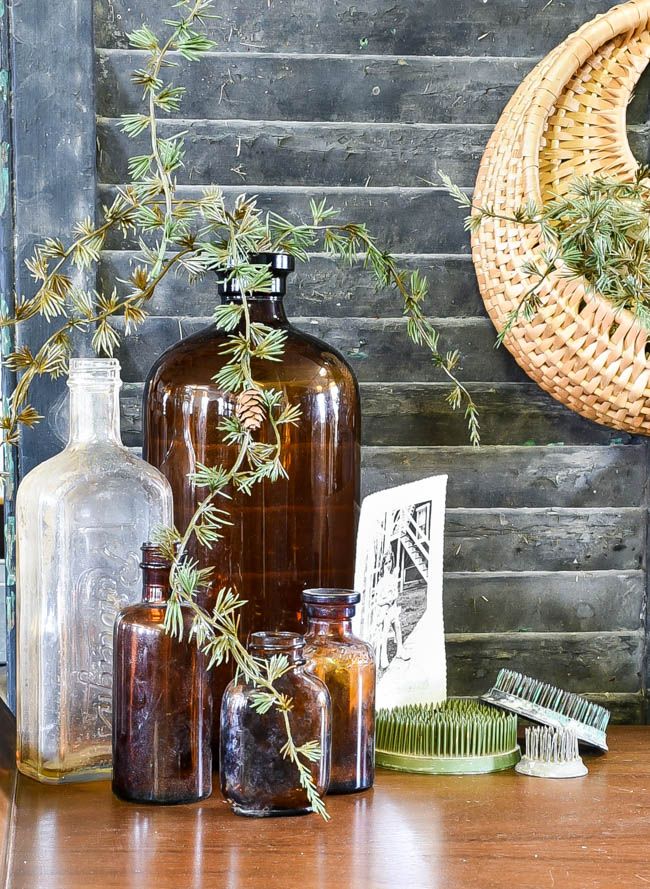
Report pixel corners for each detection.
[303,589,375,794]
[112,544,212,804]
[220,631,331,817]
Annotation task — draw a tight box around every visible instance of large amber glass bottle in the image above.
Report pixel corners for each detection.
[112,544,212,804]
[16,359,172,783]
[144,253,360,724]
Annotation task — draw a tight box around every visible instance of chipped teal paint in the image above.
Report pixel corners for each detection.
[1,355,15,695]
[0,142,8,216]
[0,313,14,678]
[1,305,15,646]
[0,71,8,218]
[4,517,13,608]
[0,70,8,218]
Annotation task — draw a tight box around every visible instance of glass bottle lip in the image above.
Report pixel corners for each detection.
[217,251,295,298]
[248,630,305,652]
[249,252,295,273]
[140,542,174,571]
[302,588,361,606]
[67,357,122,388]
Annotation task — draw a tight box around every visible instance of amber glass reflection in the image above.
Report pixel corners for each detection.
[143,253,361,742]
[112,544,212,804]
[303,589,375,794]
[220,632,331,817]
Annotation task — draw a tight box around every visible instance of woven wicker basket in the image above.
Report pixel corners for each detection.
[473,0,650,434]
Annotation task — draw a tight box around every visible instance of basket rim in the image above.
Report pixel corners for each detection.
[520,0,650,333]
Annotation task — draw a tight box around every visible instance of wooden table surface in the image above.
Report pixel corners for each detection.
[4,725,650,889]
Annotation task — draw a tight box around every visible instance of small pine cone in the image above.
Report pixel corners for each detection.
[236,388,266,431]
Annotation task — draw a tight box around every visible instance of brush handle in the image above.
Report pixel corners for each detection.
[481,689,608,751]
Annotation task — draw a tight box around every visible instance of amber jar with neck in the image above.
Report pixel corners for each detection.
[112,544,212,803]
[143,253,361,749]
[303,589,375,794]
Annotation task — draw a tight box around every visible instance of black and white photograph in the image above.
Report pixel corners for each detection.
[354,476,447,709]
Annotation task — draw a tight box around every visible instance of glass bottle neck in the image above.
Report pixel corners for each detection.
[68,384,122,445]
[250,646,304,665]
[222,294,288,325]
[306,616,355,639]
[142,566,172,604]
[249,631,305,664]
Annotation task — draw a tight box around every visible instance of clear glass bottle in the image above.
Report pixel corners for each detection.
[220,631,331,817]
[302,589,375,793]
[16,358,173,783]
[143,252,361,745]
[112,544,212,804]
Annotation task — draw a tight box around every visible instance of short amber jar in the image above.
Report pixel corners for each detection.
[303,589,375,794]
[220,631,331,817]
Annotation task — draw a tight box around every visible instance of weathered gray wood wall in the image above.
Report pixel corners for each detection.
[94,0,649,721]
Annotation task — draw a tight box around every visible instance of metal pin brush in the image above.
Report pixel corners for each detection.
[515,726,588,779]
[482,669,609,751]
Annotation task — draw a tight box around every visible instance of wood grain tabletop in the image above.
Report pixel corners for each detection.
[4,724,650,889]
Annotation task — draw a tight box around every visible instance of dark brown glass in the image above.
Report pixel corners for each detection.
[143,253,361,743]
[302,589,375,793]
[220,632,331,817]
[112,544,212,804]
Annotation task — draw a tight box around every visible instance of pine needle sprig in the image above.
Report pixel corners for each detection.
[123,0,217,280]
[7,205,134,329]
[161,578,329,819]
[2,247,190,449]
[442,167,650,338]
[269,202,481,446]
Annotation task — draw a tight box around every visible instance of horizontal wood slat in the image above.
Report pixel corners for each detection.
[446,631,644,695]
[443,571,645,633]
[362,444,648,508]
[443,508,644,573]
[94,0,613,58]
[111,315,526,384]
[100,251,484,318]
[358,383,640,447]
[585,692,648,725]
[121,381,640,447]
[97,118,488,187]
[585,694,645,724]
[96,50,535,124]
